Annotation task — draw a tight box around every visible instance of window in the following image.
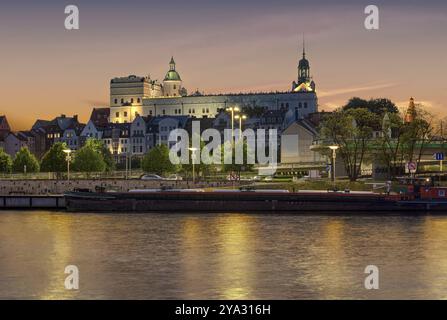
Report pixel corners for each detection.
[124,111,128,117]
[116,112,119,117]
[298,103,302,108]
[304,102,308,108]
[131,98,134,103]
[121,99,124,104]
[174,85,177,90]
[114,99,118,104]
[137,98,141,103]
[163,110,166,115]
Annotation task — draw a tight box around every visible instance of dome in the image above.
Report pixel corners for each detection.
[164,56,182,81]
[164,70,181,81]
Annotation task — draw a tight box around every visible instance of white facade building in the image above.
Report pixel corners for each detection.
[109,49,318,124]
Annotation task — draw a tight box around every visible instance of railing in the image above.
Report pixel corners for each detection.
[0,170,146,180]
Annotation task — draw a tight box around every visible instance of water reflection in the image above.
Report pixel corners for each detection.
[1,212,447,299]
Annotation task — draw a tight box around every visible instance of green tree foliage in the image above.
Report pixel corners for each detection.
[84,139,115,171]
[343,97,398,115]
[320,108,378,181]
[0,148,12,173]
[40,142,68,173]
[142,144,176,176]
[72,144,106,172]
[377,105,436,177]
[12,147,40,173]
[320,101,438,180]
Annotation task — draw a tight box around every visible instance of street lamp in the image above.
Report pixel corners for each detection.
[329,146,339,187]
[189,147,198,184]
[63,149,73,181]
[234,114,247,141]
[226,106,240,141]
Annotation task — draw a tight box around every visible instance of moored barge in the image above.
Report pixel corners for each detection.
[64,186,447,213]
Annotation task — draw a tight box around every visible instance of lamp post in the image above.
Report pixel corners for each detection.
[63,149,72,181]
[189,147,198,184]
[226,106,240,141]
[234,114,247,141]
[329,146,339,188]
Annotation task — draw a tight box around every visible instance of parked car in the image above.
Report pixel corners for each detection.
[263,176,273,182]
[140,174,164,181]
[166,174,183,181]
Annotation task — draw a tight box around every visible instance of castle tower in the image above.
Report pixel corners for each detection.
[292,38,315,92]
[163,57,183,97]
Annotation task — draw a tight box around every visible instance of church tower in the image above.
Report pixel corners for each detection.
[404,97,417,123]
[292,39,316,92]
[163,57,183,97]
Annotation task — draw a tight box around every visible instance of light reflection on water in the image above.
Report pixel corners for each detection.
[1,211,447,299]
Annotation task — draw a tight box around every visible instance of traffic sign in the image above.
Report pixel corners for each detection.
[407,162,417,172]
[434,153,445,161]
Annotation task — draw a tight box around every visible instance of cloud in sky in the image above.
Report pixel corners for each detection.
[318,83,399,98]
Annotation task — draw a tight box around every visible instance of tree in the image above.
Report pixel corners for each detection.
[374,103,438,179]
[84,138,115,171]
[72,144,106,173]
[180,137,218,179]
[12,147,40,173]
[0,148,12,173]
[221,139,255,179]
[320,108,377,181]
[343,97,398,115]
[142,144,176,176]
[40,142,68,173]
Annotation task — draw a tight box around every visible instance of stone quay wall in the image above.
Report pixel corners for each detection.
[0,179,235,195]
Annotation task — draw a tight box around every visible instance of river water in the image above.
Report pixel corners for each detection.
[1,211,447,299]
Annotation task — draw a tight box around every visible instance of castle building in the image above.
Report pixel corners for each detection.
[109,48,318,125]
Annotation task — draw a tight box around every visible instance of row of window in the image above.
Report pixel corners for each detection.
[160,126,177,132]
[115,107,214,119]
[104,139,129,145]
[133,146,144,153]
[47,133,61,139]
[114,98,141,104]
[280,102,309,108]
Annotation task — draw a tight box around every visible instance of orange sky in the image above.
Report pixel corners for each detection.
[0,1,446,130]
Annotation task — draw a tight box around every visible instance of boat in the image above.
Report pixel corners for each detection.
[64,183,447,213]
